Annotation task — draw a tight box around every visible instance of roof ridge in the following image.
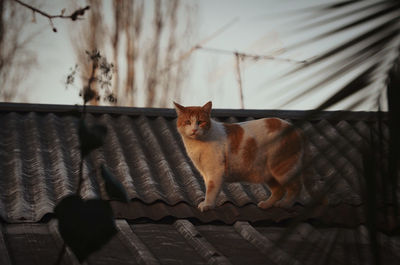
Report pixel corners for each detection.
[0,102,388,121]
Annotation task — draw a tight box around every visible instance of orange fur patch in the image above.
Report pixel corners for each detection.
[247,172,264,183]
[223,124,244,154]
[265,118,282,132]
[242,137,257,165]
[269,128,302,178]
[224,137,264,183]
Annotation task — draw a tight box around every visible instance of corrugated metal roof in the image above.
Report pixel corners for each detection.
[0,103,391,224]
[1,219,399,265]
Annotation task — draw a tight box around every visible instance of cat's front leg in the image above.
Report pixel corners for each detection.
[198,174,223,212]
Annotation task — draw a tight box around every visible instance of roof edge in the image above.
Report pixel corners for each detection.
[0,102,388,121]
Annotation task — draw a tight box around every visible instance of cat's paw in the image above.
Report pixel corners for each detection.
[198,201,215,212]
[257,200,273,209]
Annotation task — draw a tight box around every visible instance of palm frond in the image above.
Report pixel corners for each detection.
[269,2,400,264]
[264,0,400,111]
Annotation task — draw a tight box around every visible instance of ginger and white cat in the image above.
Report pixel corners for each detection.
[174,101,303,212]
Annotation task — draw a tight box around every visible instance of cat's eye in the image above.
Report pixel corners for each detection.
[197,121,207,126]
[185,120,191,125]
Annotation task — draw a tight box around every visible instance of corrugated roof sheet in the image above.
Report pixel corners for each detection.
[1,219,399,265]
[0,103,392,225]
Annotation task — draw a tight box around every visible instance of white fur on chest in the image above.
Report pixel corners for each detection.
[181,121,226,178]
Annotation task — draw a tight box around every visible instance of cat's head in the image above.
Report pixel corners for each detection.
[174,101,212,139]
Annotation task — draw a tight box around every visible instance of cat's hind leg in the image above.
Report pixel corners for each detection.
[266,132,302,208]
[258,178,285,209]
[274,178,301,208]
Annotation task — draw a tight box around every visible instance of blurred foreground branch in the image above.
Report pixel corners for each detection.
[66,50,117,105]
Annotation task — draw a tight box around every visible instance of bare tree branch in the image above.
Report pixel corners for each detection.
[13,0,90,32]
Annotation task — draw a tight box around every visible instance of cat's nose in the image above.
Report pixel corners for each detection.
[192,129,198,134]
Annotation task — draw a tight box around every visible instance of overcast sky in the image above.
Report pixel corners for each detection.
[7,0,395,110]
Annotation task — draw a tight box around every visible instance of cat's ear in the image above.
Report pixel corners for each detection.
[202,101,212,114]
[173,101,185,115]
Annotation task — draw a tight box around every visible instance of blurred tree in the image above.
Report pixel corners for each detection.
[112,0,144,106]
[0,0,89,102]
[70,0,197,107]
[0,0,37,101]
[70,0,106,105]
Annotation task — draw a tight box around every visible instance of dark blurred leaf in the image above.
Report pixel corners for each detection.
[101,164,129,203]
[70,6,90,21]
[323,0,366,10]
[79,120,107,157]
[54,195,117,262]
[284,1,399,53]
[387,55,400,218]
[316,63,379,111]
[265,0,400,111]
[280,17,399,81]
[289,1,389,34]
[81,86,98,104]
